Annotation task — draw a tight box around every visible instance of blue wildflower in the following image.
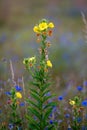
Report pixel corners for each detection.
[77,117,82,123]
[65,113,70,118]
[15,85,22,91]
[58,96,63,101]
[49,120,53,124]
[77,86,83,91]
[8,123,14,129]
[5,92,11,95]
[20,102,25,107]
[82,100,87,107]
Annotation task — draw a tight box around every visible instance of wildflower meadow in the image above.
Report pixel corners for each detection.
[0,16,87,130]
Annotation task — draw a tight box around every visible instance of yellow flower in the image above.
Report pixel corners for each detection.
[39,22,48,31]
[47,60,52,68]
[23,58,29,65]
[23,56,36,65]
[33,26,39,33]
[48,22,54,28]
[28,56,36,62]
[16,92,22,99]
[69,100,75,106]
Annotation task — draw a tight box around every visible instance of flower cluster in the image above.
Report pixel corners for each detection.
[23,56,36,68]
[33,19,54,34]
[5,85,23,105]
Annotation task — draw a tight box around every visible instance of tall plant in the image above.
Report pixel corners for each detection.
[23,19,56,130]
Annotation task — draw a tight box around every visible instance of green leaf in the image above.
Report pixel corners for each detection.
[41,83,51,91]
[26,98,40,109]
[43,102,57,110]
[30,81,40,88]
[47,125,56,130]
[43,95,54,103]
[10,103,17,110]
[44,107,53,121]
[33,71,42,81]
[26,115,40,130]
[29,123,40,130]
[30,91,40,102]
[28,106,41,120]
[42,89,50,96]
[30,88,40,96]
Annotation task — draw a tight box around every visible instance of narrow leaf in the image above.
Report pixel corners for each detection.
[43,95,54,103]
[26,115,40,130]
[43,102,56,110]
[30,88,40,96]
[26,98,40,109]
[41,83,51,91]
[30,91,40,102]
[28,106,41,120]
[44,107,53,121]
[30,81,40,88]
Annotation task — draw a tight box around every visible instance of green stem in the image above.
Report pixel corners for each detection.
[39,34,47,130]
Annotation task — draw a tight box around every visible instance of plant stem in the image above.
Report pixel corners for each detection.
[38,34,47,130]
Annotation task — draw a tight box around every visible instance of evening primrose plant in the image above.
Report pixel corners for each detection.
[23,19,57,130]
[5,86,23,129]
[69,96,82,130]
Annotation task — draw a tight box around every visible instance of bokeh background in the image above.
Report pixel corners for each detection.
[0,0,87,93]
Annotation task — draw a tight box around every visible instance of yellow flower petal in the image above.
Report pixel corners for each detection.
[69,100,75,105]
[23,58,29,65]
[33,26,39,33]
[48,22,54,28]
[39,22,48,31]
[16,92,22,99]
[28,56,36,62]
[23,57,36,65]
[47,60,52,68]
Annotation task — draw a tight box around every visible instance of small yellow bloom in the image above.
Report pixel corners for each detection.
[48,22,54,28]
[23,56,36,65]
[47,60,52,68]
[23,58,29,65]
[39,22,48,31]
[69,100,75,106]
[16,92,22,99]
[28,56,36,62]
[33,26,39,33]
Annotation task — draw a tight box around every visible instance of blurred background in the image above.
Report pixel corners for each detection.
[0,0,87,91]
